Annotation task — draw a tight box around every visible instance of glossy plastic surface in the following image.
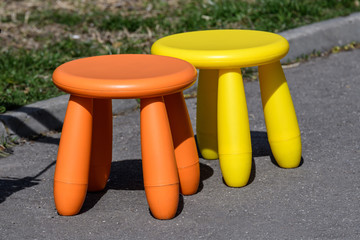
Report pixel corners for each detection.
[196,69,219,159]
[140,97,179,219]
[151,30,289,69]
[53,54,197,98]
[54,95,93,216]
[88,99,112,191]
[217,69,252,187]
[258,61,302,168]
[164,92,200,195]
[53,54,199,219]
[152,29,301,188]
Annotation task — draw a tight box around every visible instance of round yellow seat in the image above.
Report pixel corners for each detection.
[152,29,289,69]
[152,30,302,187]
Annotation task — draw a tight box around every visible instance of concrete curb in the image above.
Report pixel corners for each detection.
[0,12,359,139]
[0,96,139,139]
[281,12,360,62]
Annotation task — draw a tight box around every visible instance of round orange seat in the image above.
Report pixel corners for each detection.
[52,54,200,220]
[53,54,196,98]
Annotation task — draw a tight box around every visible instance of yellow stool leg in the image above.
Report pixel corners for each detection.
[54,95,93,215]
[88,99,113,192]
[196,69,219,159]
[218,69,252,187]
[258,61,302,168]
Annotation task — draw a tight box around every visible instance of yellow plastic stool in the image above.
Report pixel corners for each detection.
[152,30,301,187]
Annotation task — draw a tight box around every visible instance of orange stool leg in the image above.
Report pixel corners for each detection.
[164,92,200,195]
[54,95,93,216]
[140,97,179,220]
[88,99,113,192]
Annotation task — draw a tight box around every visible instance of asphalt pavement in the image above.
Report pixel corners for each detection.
[0,14,360,240]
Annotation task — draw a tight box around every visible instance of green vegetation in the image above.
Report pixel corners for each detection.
[1,0,359,113]
[0,39,103,112]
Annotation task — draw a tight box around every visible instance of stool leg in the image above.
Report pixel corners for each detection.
[140,97,179,220]
[54,95,93,215]
[258,61,302,168]
[164,92,200,195]
[88,99,113,192]
[196,69,219,159]
[218,69,252,187]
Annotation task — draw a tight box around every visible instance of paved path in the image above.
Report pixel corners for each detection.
[2,12,360,139]
[0,48,359,239]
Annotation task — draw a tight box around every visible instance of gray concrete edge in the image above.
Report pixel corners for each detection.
[0,96,139,140]
[280,12,360,62]
[0,12,359,139]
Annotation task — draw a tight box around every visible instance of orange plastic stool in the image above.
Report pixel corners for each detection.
[52,54,199,220]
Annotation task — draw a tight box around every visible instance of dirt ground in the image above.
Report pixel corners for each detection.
[0,0,173,51]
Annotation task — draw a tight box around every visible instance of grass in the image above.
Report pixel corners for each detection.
[0,0,360,113]
[0,39,104,112]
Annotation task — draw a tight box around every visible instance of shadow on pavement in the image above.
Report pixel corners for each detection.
[81,159,214,216]
[0,107,63,139]
[0,161,56,204]
[217,131,304,187]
